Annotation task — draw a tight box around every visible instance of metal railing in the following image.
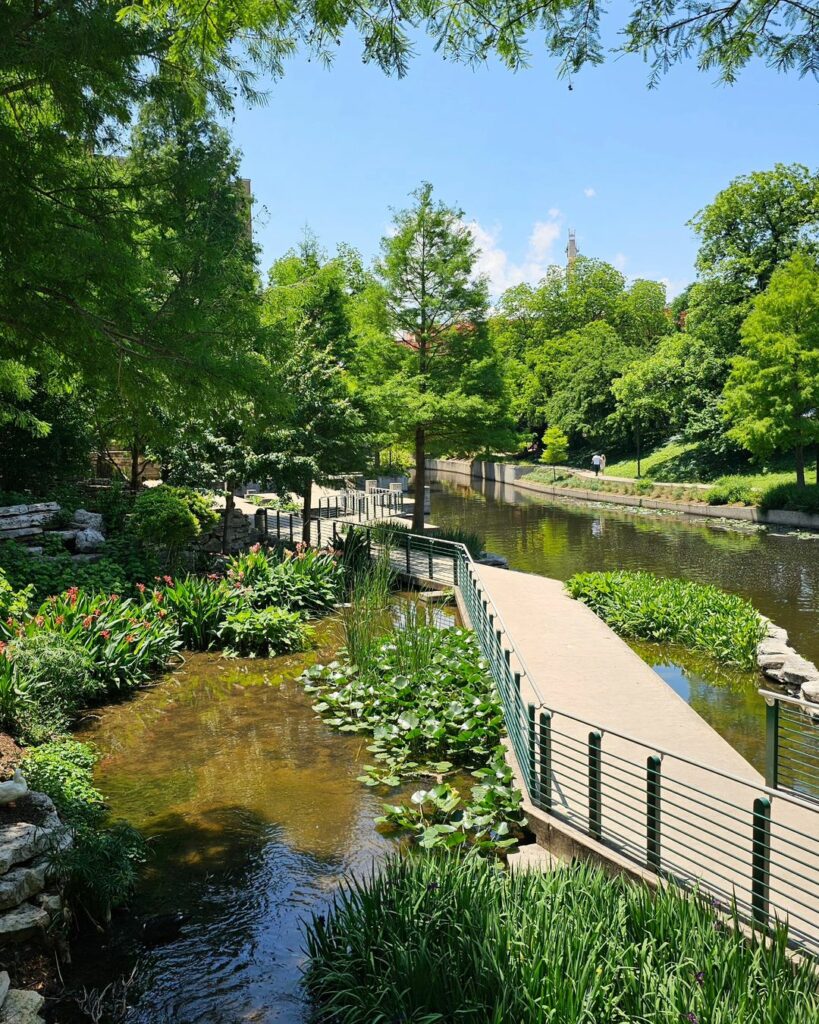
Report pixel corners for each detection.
[263,512,819,956]
[762,688,819,804]
[316,489,405,521]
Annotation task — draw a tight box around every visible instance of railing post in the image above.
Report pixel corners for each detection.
[316,517,321,545]
[288,513,293,544]
[538,711,552,810]
[405,533,411,575]
[646,754,662,870]
[527,704,537,801]
[751,796,771,928]
[765,698,779,789]
[428,543,433,580]
[332,521,338,548]
[588,731,602,840]
[366,527,371,561]
[276,509,281,538]
[453,553,458,588]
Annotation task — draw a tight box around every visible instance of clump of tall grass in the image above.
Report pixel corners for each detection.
[304,855,818,1024]
[566,570,765,668]
[371,520,486,559]
[341,554,394,675]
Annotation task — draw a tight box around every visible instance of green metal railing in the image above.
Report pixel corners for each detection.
[317,489,405,521]
[264,512,819,957]
[761,688,819,804]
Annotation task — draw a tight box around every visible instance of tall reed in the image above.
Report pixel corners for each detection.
[341,553,394,676]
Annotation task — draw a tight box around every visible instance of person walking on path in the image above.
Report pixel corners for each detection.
[600,454,606,475]
[591,453,602,477]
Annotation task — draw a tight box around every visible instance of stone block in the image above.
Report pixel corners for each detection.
[765,623,789,644]
[72,509,104,532]
[0,904,49,944]
[0,971,8,1007]
[756,639,792,658]
[801,680,819,704]
[74,527,105,553]
[0,988,45,1023]
[0,862,47,911]
[777,655,819,687]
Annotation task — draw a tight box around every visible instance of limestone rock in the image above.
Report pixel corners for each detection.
[72,508,104,532]
[756,638,793,658]
[0,988,45,1023]
[765,622,789,644]
[74,527,105,553]
[0,862,47,911]
[477,552,509,569]
[0,903,49,943]
[801,680,819,704]
[773,655,819,687]
[758,653,788,672]
[0,971,9,1006]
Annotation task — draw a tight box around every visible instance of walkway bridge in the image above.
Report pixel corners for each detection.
[262,510,819,958]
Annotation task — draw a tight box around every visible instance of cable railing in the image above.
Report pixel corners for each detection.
[761,689,819,805]
[263,511,819,956]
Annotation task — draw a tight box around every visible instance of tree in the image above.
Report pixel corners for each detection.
[540,426,569,480]
[723,253,819,488]
[611,349,682,478]
[365,184,515,531]
[263,241,372,540]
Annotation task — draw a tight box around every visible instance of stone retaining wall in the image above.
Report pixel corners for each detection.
[425,459,819,532]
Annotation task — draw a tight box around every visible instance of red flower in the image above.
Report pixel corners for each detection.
[82,616,93,629]
[207,573,220,581]
[125,634,136,643]
[101,630,111,640]
[93,609,102,618]
[34,615,45,627]
[67,587,79,605]
[250,543,261,554]
[136,582,146,593]
[158,609,167,619]
[0,642,6,656]
[109,593,120,603]
[154,593,164,604]
[163,575,173,585]
[54,615,64,626]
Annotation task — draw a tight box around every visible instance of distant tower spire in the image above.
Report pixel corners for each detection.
[566,229,578,269]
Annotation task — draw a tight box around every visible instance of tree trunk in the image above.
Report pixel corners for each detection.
[412,427,425,533]
[635,421,641,480]
[222,489,235,555]
[130,441,141,494]
[795,444,805,488]
[373,448,381,472]
[302,476,312,543]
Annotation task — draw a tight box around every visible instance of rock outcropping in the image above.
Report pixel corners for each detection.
[757,620,819,704]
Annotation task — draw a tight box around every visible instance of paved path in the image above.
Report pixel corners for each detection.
[540,464,712,490]
[472,564,819,953]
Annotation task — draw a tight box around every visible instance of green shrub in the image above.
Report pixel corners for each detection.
[1,631,97,741]
[305,856,818,1024]
[706,476,762,506]
[0,568,32,637]
[227,544,344,613]
[218,606,313,657]
[130,486,217,562]
[20,740,146,923]
[565,570,765,668]
[142,574,238,651]
[758,481,819,514]
[20,740,105,823]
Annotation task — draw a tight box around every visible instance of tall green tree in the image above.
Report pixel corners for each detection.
[263,241,372,540]
[723,252,819,488]
[365,184,515,531]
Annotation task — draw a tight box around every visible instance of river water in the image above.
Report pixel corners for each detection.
[60,622,396,1023]
[425,471,819,773]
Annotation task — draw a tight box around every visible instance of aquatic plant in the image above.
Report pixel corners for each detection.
[218,606,313,657]
[565,571,766,668]
[227,543,344,613]
[339,554,394,675]
[141,574,238,651]
[304,856,819,1024]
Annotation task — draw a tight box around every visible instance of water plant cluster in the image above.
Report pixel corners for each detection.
[305,855,819,1024]
[565,570,766,668]
[303,565,526,852]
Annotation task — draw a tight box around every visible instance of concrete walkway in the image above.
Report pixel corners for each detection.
[472,564,819,953]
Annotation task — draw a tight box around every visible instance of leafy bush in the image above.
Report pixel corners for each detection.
[758,481,819,514]
[305,856,818,1024]
[130,486,217,562]
[706,476,761,506]
[20,740,105,823]
[20,740,146,923]
[141,575,238,651]
[227,543,344,613]
[565,571,765,668]
[0,537,154,603]
[1,631,97,741]
[218,606,313,657]
[0,568,32,637]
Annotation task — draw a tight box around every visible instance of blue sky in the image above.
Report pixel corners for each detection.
[230,37,818,299]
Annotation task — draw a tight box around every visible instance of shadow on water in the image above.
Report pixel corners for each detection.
[58,618,399,1023]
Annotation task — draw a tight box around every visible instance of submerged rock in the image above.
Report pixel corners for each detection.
[141,911,188,947]
[477,552,509,569]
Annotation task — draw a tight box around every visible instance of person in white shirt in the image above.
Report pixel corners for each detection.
[591,453,602,476]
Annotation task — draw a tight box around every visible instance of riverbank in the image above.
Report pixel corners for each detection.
[425,459,819,531]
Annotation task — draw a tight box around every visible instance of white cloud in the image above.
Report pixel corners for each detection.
[659,276,688,300]
[466,212,564,296]
[584,187,597,198]
[613,252,627,271]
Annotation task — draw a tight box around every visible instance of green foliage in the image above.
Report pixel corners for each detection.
[371,520,485,559]
[0,568,32,633]
[706,477,762,506]
[566,571,765,668]
[724,252,819,486]
[20,740,105,824]
[20,740,146,922]
[338,555,395,672]
[131,486,217,560]
[0,538,154,604]
[303,621,505,781]
[376,749,527,853]
[540,425,569,468]
[218,606,313,657]
[1,631,96,742]
[142,575,238,651]
[758,482,819,514]
[304,856,819,1024]
[227,544,345,613]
